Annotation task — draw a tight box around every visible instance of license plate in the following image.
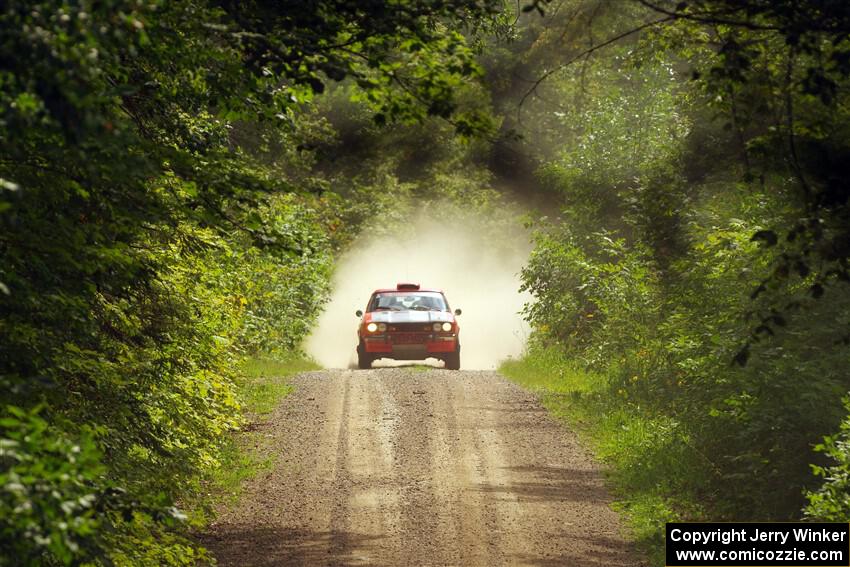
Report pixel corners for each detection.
[392,333,425,344]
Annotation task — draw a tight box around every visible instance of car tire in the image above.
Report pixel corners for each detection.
[356,343,373,369]
[443,348,460,371]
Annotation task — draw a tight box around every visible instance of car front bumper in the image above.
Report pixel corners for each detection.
[363,334,458,358]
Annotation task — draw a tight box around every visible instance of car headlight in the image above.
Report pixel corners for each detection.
[432,322,442,332]
[441,322,452,332]
[367,322,378,333]
[378,323,387,332]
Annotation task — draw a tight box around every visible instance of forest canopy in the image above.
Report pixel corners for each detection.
[2,0,850,564]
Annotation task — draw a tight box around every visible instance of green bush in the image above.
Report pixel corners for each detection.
[0,406,103,565]
[805,399,850,521]
[521,184,850,518]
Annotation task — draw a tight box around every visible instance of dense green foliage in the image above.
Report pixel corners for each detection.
[806,398,850,521]
[506,0,850,533]
[0,1,496,564]
[4,0,850,564]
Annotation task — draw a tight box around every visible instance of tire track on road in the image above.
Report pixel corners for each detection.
[201,368,644,566]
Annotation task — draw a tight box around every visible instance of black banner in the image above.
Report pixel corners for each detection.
[666,523,850,566]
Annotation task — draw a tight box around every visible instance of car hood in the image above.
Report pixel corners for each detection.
[367,310,454,324]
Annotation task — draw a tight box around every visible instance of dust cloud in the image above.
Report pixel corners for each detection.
[305,214,532,370]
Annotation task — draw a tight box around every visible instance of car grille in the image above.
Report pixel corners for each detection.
[387,323,434,332]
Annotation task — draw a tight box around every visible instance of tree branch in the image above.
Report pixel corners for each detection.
[518,15,676,109]
[635,0,781,31]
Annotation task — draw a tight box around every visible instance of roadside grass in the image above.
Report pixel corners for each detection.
[240,356,319,416]
[190,353,320,522]
[500,348,705,566]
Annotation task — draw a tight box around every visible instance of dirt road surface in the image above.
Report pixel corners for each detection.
[201,368,643,566]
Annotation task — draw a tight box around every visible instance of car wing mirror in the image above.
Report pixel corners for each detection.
[356,310,363,317]
[454,308,462,316]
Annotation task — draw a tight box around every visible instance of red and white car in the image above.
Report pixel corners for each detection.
[355,283,461,369]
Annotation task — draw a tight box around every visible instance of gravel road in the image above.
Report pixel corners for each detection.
[201,368,643,566]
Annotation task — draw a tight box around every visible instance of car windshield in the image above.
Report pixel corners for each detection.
[370,292,448,312]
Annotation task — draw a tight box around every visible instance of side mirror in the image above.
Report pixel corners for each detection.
[355,310,363,317]
[454,308,462,316]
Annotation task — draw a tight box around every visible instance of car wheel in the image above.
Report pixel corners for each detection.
[356,343,374,369]
[443,348,460,371]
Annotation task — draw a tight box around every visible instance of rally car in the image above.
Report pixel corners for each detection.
[355,283,461,370]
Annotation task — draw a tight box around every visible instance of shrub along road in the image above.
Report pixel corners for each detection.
[201,368,643,566]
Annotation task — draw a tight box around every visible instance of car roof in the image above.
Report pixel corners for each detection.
[371,288,444,294]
